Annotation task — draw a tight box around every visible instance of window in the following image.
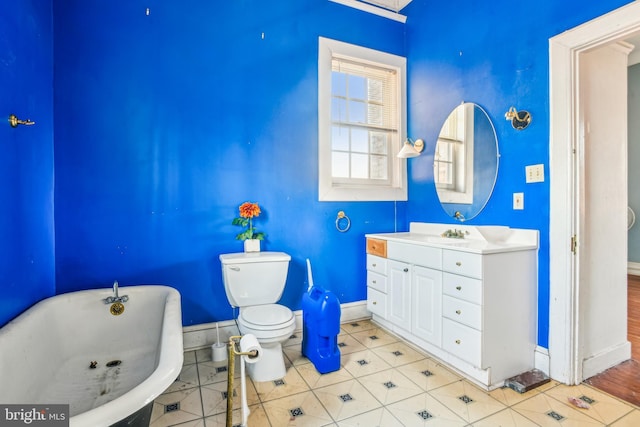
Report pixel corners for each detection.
[318,37,407,201]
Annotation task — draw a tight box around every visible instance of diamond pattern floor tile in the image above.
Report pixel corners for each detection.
[150,319,640,427]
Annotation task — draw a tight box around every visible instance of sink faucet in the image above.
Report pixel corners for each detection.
[104,280,129,304]
[441,229,469,239]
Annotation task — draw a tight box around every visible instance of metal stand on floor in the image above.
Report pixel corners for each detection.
[226,336,258,427]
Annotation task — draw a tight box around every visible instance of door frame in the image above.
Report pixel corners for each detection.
[549,1,640,384]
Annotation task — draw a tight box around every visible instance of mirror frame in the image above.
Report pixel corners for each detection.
[434,102,499,222]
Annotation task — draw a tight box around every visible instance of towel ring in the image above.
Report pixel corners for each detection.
[335,211,351,233]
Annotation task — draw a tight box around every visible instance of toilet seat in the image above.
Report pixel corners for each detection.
[239,304,294,330]
[238,304,296,344]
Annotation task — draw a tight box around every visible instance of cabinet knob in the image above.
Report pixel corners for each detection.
[455,339,461,344]
[372,280,377,284]
[455,310,461,315]
[456,286,462,291]
[373,301,377,305]
[372,263,377,267]
[456,261,462,266]
[403,268,409,273]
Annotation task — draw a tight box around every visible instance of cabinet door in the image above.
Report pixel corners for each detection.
[412,266,442,346]
[387,259,412,331]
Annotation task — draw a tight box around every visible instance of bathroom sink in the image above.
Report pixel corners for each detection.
[474,226,511,243]
[388,234,469,246]
[373,226,516,247]
[426,236,470,246]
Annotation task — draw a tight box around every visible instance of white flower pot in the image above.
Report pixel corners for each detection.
[244,239,261,253]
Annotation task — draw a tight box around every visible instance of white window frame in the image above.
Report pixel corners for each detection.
[318,37,407,201]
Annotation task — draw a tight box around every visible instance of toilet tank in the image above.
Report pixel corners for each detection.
[219,252,291,307]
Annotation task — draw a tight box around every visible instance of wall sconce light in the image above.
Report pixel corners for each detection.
[505,106,531,130]
[397,138,424,158]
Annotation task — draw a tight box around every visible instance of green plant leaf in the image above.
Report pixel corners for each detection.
[232,217,248,227]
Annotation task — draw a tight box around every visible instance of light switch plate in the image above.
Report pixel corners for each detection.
[526,164,544,183]
[513,192,524,210]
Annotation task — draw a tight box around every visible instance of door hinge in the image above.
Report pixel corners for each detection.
[571,235,577,254]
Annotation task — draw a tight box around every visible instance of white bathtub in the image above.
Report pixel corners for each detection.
[0,285,184,427]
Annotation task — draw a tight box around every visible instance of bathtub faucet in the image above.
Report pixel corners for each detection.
[104,280,129,304]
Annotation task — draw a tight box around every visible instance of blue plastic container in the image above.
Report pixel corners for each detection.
[302,260,341,374]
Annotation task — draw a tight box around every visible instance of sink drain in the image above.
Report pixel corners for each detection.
[106,360,122,367]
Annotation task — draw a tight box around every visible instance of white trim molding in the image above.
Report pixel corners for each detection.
[582,341,632,380]
[183,300,369,351]
[629,261,640,276]
[534,346,550,377]
[329,0,408,23]
[549,1,640,385]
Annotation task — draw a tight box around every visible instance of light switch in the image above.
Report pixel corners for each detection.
[526,164,544,183]
[513,192,524,210]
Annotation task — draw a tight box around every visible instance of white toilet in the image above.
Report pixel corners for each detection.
[219,251,296,382]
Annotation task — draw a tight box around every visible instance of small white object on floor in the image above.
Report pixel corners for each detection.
[567,396,590,409]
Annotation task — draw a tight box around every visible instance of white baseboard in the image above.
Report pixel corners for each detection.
[629,261,640,276]
[183,300,369,351]
[534,346,550,376]
[582,341,632,380]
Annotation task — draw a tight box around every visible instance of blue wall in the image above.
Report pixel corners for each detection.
[52,0,405,326]
[2,0,634,346]
[404,0,633,347]
[0,1,55,327]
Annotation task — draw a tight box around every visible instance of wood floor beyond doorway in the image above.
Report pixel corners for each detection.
[583,275,640,407]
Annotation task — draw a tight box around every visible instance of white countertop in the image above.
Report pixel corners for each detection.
[366,223,539,254]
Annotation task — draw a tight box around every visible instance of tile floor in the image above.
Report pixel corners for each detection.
[150,319,640,426]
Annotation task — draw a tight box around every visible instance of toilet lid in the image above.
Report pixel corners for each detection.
[240,304,294,330]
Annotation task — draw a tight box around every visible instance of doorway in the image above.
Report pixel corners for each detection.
[549,2,640,387]
[583,275,640,406]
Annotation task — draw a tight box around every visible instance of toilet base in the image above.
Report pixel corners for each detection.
[246,342,287,382]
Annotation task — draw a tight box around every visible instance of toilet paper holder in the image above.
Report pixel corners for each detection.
[226,335,261,427]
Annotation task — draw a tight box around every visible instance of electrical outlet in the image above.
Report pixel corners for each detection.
[513,192,524,210]
[526,164,545,183]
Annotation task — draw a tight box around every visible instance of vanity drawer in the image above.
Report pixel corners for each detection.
[442,273,483,305]
[366,238,387,258]
[443,318,481,367]
[443,295,482,330]
[367,254,387,275]
[367,271,387,293]
[367,287,387,318]
[388,241,442,270]
[442,250,482,279]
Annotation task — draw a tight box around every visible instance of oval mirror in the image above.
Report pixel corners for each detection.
[434,103,499,222]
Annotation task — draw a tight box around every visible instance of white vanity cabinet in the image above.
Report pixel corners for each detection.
[411,265,442,347]
[366,238,443,347]
[387,259,412,331]
[440,251,485,367]
[365,222,539,390]
[366,253,387,319]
